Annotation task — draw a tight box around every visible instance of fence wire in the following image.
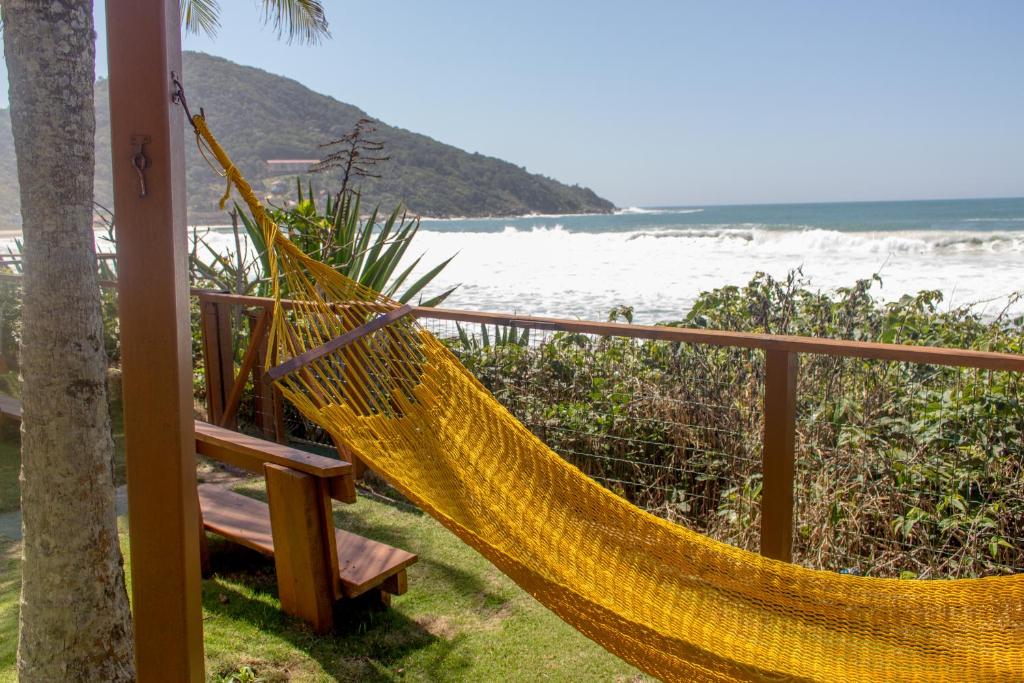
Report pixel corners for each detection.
[793,356,1023,578]
[222,309,1023,579]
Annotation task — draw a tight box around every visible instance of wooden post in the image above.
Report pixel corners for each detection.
[265,464,337,633]
[199,297,236,427]
[219,309,269,427]
[248,310,272,438]
[246,312,287,443]
[105,1,205,679]
[760,350,798,562]
[215,301,236,427]
[251,307,288,443]
[200,299,225,423]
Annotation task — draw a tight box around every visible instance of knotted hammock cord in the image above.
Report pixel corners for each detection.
[188,109,1023,682]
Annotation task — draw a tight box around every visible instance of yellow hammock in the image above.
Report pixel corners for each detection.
[191,114,1022,682]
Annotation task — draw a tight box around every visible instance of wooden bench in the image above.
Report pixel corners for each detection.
[194,421,417,633]
[0,395,417,633]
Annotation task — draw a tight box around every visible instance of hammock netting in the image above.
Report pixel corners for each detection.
[192,114,1023,682]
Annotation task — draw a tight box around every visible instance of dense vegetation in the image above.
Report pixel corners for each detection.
[0,51,615,228]
[2,237,1021,580]
[181,265,1024,581]
[429,273,1024,579]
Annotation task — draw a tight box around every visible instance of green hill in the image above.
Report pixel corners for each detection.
[0,51,614,228]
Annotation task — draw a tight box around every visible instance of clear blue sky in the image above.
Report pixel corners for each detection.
[2,1,1022,206]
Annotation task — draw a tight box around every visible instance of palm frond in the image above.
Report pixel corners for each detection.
[180,0,221,39]
[180,0,329,45]
[259,0,330,45]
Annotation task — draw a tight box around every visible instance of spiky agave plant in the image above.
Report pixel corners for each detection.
[239,183,458,307]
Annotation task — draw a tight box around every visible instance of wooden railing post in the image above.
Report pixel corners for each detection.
[248,309,286,442]
[199,297,236,428]
[760,349,798,562]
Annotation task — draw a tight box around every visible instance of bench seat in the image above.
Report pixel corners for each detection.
[198,483,416,599]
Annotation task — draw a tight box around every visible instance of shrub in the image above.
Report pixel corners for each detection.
[434,272,1024,578]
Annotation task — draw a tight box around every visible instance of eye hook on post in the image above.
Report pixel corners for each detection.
[171,71,200,133]
[130,135,151,198]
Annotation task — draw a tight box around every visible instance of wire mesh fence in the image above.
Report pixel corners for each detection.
[206,302,1024,580]
[792,356,1024,578]
[422,316,767,553]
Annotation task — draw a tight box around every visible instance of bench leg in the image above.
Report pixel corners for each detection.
[196,490,211,578]
[382,570,407,596]
[265,463,337,633]
[330,434,368,480]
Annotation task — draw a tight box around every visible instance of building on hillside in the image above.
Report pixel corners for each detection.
[265,159,319,175]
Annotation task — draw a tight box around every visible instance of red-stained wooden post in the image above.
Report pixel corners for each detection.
[249,308,285,440]
[760,350,799,562]
[198,295,236,427]
[199,298,226,423]
[106,1,206,679]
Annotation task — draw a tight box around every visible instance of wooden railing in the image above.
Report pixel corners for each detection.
[192,288,1024,563]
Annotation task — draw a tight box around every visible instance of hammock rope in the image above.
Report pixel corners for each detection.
[190,113,1023,683]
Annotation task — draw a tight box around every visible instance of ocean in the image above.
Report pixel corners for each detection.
[8,196,1020,325]
[407,197,1024,323]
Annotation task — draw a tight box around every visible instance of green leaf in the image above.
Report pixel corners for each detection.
[385,256,423,298]
[397,255,456,304]
[418,286,458,308]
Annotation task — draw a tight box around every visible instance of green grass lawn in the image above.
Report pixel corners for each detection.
[1,477,648,682]
[0,539,17,683]
[0,437,18,514]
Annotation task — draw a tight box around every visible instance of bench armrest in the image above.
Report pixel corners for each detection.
[195,421,352,480]
[0,399,355,502]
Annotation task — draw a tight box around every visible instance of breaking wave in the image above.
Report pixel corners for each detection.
[484,224,1024,255]
[106,197,1024,323]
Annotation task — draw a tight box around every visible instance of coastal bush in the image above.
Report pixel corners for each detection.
[436,272,1024,578]
[234,185,457,307]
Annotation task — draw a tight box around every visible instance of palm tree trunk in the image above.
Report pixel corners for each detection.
[2,1,134,679]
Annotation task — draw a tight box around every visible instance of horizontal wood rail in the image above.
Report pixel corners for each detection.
[422,308,1024,372]
[192,288,1024,372]
[191,289,389,314]
[266,304,415,382]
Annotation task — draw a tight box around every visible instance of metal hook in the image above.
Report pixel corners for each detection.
[170,71,199,131]
[130,134,151,198]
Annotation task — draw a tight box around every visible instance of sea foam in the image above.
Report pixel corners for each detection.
[28,200,1021,325]
[405,222,1024,321]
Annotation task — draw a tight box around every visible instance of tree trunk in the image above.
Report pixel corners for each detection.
[2,1,135,680]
